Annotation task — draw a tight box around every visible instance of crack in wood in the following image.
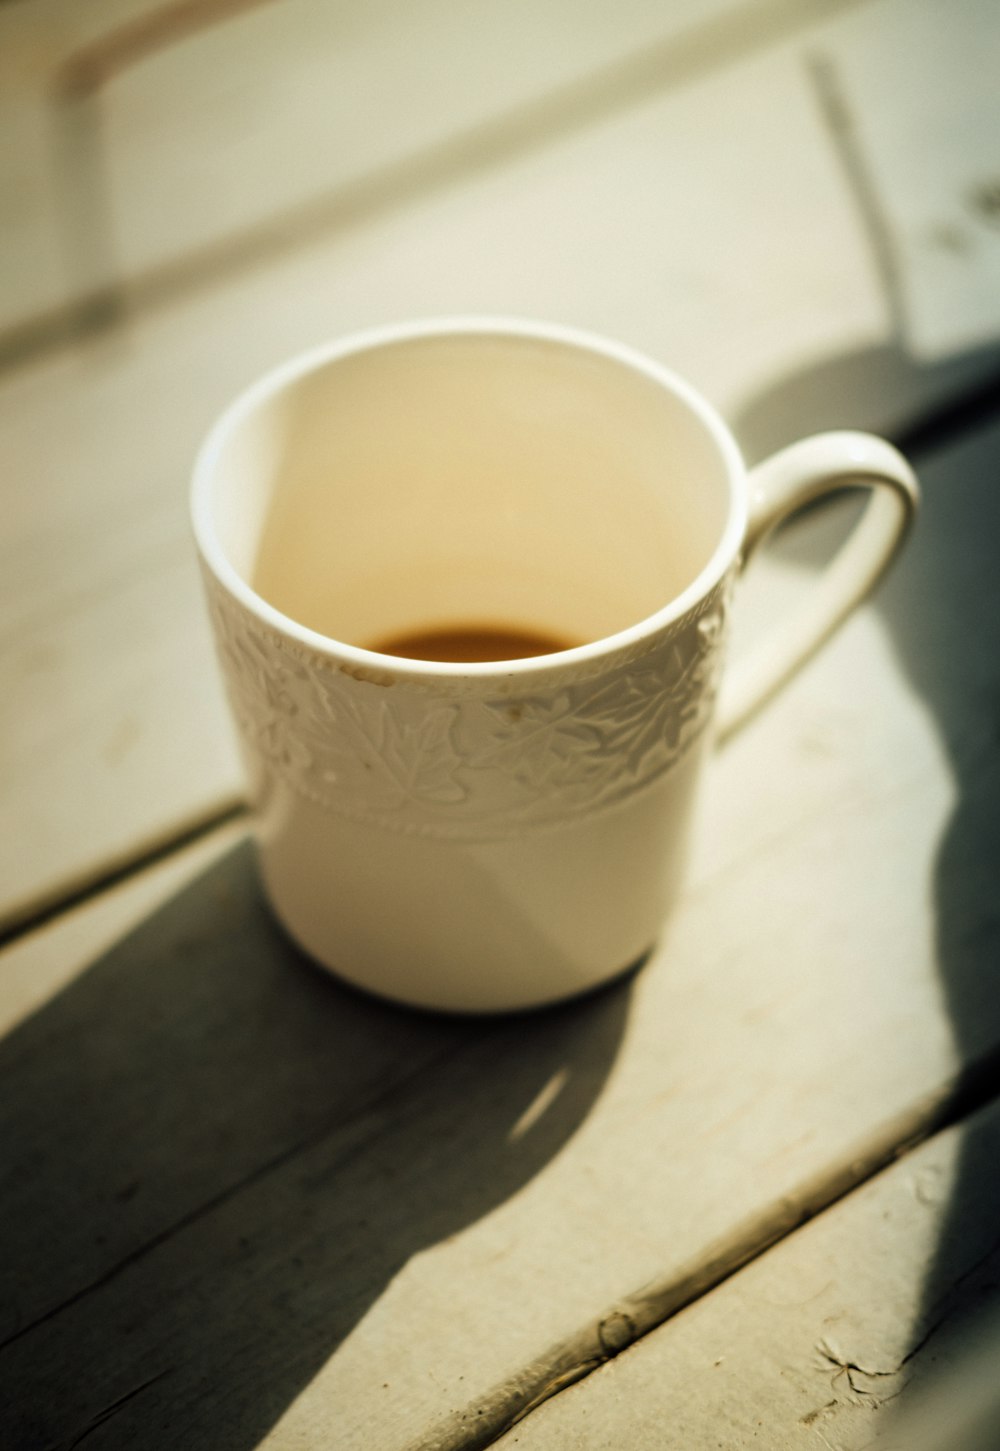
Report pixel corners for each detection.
[65,1368,172,1450]
[0,1032,480,1356]
[405,1044,1000,1451]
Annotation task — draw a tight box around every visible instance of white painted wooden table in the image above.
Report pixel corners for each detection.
[2,2,1000,1447]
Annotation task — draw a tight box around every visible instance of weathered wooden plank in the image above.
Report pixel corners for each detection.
[0,828,637,1447]
[1,416,997,1449]
[0,822,499,1340]
[0,0,794,339]
[5,0,999,930]
[490,1099,1000,1449]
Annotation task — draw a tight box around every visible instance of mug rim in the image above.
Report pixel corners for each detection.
[191,315,747,679]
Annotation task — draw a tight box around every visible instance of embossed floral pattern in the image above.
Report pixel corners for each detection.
[204,573,733,837]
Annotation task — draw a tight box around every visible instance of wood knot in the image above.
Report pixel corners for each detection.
[598,1311,637,1355]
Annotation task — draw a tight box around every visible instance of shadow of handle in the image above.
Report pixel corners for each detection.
[717,431,920,741]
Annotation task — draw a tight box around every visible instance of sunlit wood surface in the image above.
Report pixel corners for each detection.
[2,1,999,1446]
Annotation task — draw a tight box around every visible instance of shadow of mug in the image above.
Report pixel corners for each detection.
[0,839,632,1449]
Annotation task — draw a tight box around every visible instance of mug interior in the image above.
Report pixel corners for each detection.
[200,324,739,657]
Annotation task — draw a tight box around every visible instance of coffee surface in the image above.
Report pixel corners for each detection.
[369,623,579,663]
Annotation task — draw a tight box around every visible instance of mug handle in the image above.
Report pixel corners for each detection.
[716,431,919,740]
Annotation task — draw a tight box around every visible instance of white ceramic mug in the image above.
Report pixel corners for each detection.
[192,318,918,1013]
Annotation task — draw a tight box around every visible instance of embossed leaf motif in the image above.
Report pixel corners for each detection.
[472,692,608,791]
[356,699,467,808]
[222,621,286,729]
[205,573,731,833]
[225,627,320,768]
[471,628,720,802]
[580,663,682,776]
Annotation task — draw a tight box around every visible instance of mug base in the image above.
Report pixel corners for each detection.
[273,891,652,1016]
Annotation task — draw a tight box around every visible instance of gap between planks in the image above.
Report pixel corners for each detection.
[0,796,246,951]
[0,1023,482,1358]
[405,1042,1000,1451]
